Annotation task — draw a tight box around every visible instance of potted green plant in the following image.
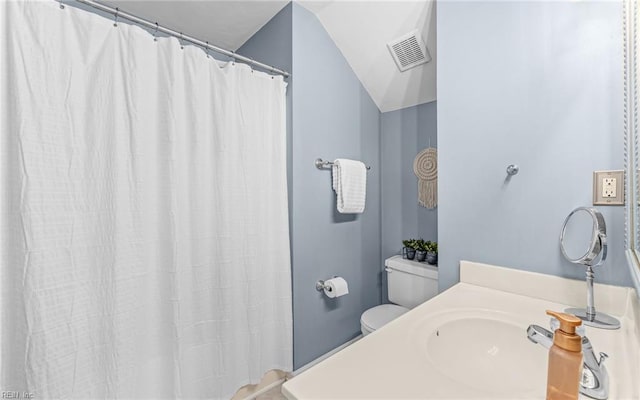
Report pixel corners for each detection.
[415,239,428,262]
[402,239,417,260]
[425,241,438,265]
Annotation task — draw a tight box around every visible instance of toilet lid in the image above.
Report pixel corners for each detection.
[361,304,409,332]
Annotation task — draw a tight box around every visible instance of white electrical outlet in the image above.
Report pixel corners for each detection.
[602,178,617,198]
[593,170,624,205]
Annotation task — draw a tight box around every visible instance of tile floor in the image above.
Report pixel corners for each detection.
[231,369,289,400]
[255,383,286,400]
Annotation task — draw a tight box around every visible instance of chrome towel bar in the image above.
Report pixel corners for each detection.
[315,158,371,170]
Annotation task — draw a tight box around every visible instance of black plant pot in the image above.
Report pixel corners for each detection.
[416,250,427,262]
[404,247,416,260]
[426,252,438,265]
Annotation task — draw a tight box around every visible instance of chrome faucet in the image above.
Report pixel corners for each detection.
[527,324,609,399]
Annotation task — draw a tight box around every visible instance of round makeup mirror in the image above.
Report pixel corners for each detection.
[560,207,607,266]
[559,207,619,329]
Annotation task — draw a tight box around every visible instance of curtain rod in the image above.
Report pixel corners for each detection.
[71,0,291,78]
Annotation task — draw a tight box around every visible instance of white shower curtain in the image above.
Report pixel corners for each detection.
[0,1,292,398]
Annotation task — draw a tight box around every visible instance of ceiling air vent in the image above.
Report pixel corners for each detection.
[387,30,431,72]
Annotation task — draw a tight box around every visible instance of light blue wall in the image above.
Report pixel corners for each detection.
[290,3,381,369]
[381,101,438,301]
[242,3,382,369]
[437,1,632,292]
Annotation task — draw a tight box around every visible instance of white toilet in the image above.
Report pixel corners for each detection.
[360,255,438,336]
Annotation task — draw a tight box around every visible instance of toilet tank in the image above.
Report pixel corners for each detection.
[385,256,438,309]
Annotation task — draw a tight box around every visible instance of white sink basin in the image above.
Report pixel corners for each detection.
[413,309,547,395]
[282,270,639,400]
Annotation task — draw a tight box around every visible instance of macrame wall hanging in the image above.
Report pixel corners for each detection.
[413,147,438,209]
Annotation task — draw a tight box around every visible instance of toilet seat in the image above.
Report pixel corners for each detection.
[360,304,409,333]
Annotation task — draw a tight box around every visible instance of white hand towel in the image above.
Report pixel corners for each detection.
[332,158,367,214]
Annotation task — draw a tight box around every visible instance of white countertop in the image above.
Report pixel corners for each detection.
[282,262,640,399]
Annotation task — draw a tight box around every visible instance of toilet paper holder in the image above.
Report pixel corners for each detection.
[316,277,337,292]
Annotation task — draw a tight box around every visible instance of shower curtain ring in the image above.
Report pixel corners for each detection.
[231,52,236,66]
[179,33,184,50]
[113,8,119,27]
[205,42,210,58]
[153,22,159,42]
[58,0,65,9]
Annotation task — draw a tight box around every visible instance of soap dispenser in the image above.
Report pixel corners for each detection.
[545,310,583,400]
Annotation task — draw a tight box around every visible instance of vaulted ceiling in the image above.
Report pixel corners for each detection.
[299,1,436,112]
[98,0,436,112]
